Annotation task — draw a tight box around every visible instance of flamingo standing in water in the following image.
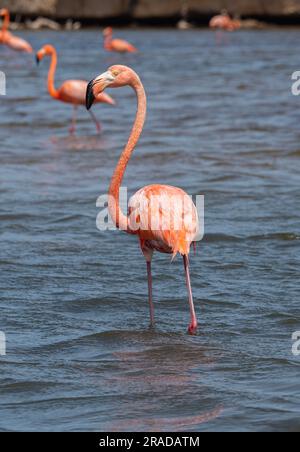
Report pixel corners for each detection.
[86,65,200,334]
[103,27,137,53]
[36,45,115,134]
[0,8,33,53]
[209,10,234,31]
[209,10,240,43]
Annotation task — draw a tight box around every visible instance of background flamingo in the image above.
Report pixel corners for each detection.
[103,27,137,53]
[209,10,235,31]
[36,45,115,134]
[86,65,200,334]
[0,8,32,53]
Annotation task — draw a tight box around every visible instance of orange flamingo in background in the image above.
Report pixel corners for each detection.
[36,45,115,134]
[86,65,200,334]
[103,27,137,53]
[0,8,32,53]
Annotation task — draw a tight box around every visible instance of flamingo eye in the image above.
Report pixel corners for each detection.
[111,70,119,77]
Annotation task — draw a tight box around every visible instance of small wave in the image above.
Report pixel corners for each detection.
[204,233,242,243]
[204,232,299,243]
[0,213,34,222]
[28,329,166,353]
[288,149,300,157]
[0,381,61,393]
[249,233,300,241]
[46,214,90,225]
[265,311,300,326]
[108,406,223,432]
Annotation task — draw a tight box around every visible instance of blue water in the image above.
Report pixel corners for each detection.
[0,29,300,432]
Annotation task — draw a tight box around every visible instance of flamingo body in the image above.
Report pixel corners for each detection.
[0,9,32,53]
[56,79,115,106]
[129,185,199,260]
[209,15,234,31]
[103,27,137,53]
[2,33,33,53]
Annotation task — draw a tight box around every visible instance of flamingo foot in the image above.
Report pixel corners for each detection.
[188,320,198,335]
[96,121,102,134]
[149,320,155,330]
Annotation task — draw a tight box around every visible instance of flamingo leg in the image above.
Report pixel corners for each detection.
[69,105,78,135]
[89,110,101,134]
[147,261,155,327]
[183,255,198,335]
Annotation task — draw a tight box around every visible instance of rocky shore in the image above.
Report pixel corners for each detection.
[2,0,300,25]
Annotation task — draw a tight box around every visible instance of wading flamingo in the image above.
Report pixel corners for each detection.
[36,45,115,134]
[86,65,200,334]
[103,27,137,53]
[209,10,234,31]
[0,8,33,53]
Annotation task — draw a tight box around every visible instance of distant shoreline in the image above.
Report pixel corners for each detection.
[4,17,300,32]
[3,0,300,27]
[5,16,300,27]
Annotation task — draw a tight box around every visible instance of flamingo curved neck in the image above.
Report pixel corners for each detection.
[1,11,10,34]
[108,77,147,233]
[0,11,10,40]
[47,49,59,99]
[104,34,112,50]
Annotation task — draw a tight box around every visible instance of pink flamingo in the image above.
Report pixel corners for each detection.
[0,8,33,53]
[36,45,115,134]
[209,10,234,31]
[86,65,200,334]
[209,10,240,44]
[103,27,137,53]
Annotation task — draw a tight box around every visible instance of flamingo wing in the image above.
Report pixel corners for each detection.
[111,38,137,53]
[5,34,32,52]
[58,80,88,105]
[209,15,232,30]
[129,185,199,258]
[58,80,115,106]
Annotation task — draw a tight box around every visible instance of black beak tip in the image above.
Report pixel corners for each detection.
[35,55,40,66]
[86,80,95,111]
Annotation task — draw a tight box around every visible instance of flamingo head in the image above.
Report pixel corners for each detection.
[103,27,113,37]
[36,44,55,64]
[86,65,137,110]
[0,8,9,17]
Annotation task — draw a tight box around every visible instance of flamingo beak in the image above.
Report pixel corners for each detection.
[36,49,45,66]
[86,71,115,110]
[86,80,96,110]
